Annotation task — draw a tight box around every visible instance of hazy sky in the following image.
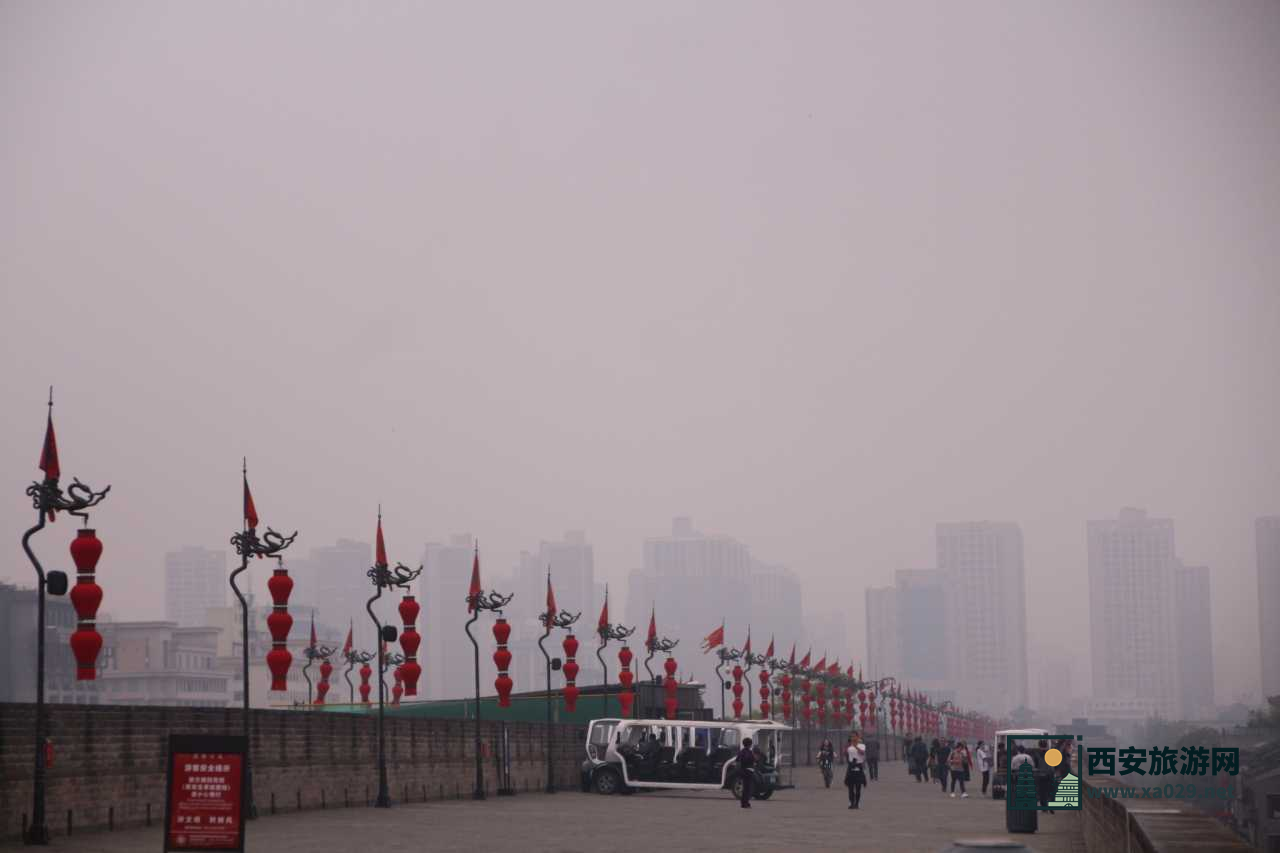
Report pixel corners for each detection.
[3,2,1278,705]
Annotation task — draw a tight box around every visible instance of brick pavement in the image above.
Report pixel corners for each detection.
[2,762,1084,852]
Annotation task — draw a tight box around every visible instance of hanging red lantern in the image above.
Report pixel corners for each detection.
[757,669,770,718]
[392,666,404,706]
[265,564,294,691]
[731,664,744,719]
[359,662,372,703]
[316,659,333,704]
[780,672,793,721]
[617,646,634,717]
[398,594,422,696]
[562,632,580,712]
[663,655,678,719]
[492,617,513,707]
[68,528,104,680]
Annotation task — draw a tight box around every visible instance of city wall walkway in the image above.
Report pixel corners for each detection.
[1,762,1084,853]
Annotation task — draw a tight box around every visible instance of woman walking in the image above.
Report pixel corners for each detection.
[845,732,867,809]
[975,740,992,795]
[948,740,972,798]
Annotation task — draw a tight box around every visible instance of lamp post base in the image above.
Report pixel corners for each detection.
[23,823,50,846]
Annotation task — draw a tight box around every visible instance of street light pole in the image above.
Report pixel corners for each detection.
[22,394,109,846]
[465,584,514,801]
[537,582,579,794]
[229,461,297,821]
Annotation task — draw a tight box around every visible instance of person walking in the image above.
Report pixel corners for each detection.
[910,737,929,783]
[865,737,880,781]
[1032,739,1054,813]
[736,737,757,808]
[948,739,972,798]
[935,738,952,794]
[844,733,867,809]
[975,740,992,795]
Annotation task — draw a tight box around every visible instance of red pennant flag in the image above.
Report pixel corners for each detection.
[788,644,796,667]
[467,545,481,612]
[38,407,60,482]
[342,621,353,655]
[242,466,259,532]
[646,606,657,648]
[700,622,725,653]
[743,629,751,656]
[597,587,609,630]
[766,636,775,658]
[847,665,854,678]
[829,659,839,676]
[546,570,557,622]
[815,654,827,673]
[309,613,317,650]
[800,648,811,669]
[375,511,388,567]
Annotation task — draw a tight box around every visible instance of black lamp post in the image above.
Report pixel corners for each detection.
[366,536,421,809]
[21,393,109,846]
[464,580,514,801]
[301,613,335,706]
[380,651,405,699]
[645,636,677,718]
[537,571,579,794]
[714,647,740,720]
[595,620,635,719]
[228,462,296,821]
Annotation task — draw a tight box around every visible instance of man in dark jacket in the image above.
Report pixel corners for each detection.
[736,737,757,808]
[865,738,880,781]
[910,737,929,782]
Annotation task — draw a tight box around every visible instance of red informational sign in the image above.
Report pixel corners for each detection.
[164,735,247,852]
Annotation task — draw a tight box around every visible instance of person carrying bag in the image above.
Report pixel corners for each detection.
[844,733,867,810]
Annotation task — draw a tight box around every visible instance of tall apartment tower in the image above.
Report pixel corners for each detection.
[310,539,373,628]
[1088,508,1180,719]
[164,547,227,627]
[865,585,899,680]
[936,522,1029,713]
[1258,517,1280,699]
[1171,561,1214,718]
[422,534,477,700]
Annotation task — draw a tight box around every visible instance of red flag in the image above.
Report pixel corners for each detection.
[743,629,751,656]
[815,654,827,672]
[766,636,774,658]
[243,465,259,531]
[309,613,317,650]
[467,545,481,611]
[597,587,609,630]
[646,606,657,648]
[546,570,557,621]
[373,512,386,563]
[829,659,839,676]
[847,665,854,678]
[38,407,60,482]
[788,644,796,667]
[701,622,725,653]
[800,648,811,668]
[342,621,353,655]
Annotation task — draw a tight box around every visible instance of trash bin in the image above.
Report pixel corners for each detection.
[1005,805,1038,834]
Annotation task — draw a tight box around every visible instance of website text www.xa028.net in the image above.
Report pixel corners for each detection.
[1086,783,1234,801]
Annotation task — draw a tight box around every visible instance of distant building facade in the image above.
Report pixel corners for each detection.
[164,546,226,628]
[1258,516,1280,699]
[98,621,231,708]
[936,521,1028,714]
[1170,561,1214,719]
[421,534,477,701]
[864,585,899,679]
[0,583,100,704]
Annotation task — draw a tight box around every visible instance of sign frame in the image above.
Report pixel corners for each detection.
[162,733,248,853]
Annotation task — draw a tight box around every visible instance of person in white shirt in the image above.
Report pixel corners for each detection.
[975,741,993,795]
[845,732,868,810]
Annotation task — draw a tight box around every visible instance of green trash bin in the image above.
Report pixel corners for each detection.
[1005,805,1038,834]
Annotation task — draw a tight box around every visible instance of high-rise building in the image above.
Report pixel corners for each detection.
[894,569,953,699]
[1170,561,1214,718]
[0,583,100,704]
[865,585,899,679]
[936,522,1028,713]
[750,560,802,650]
[1088,508,1180,719]
[421,534,476,700]
[1256,517,1280,700]
[164,547,227,628]
[310,539,373,629]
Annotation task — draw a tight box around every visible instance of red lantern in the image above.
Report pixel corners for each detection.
[663,656,678,719]
[265,565,293,691]
[68,528,104,680]
[731,664,744,719]
[399,594,422,696]
[562,633,580,712]
[617,646,634,717]
[359,662,372,703]
[492,617,513,707]
[392,666,404,706]
[316,659,333,704]
[757,669,771,718]
[780,673,793,721]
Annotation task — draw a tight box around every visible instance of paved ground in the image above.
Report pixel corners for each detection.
[7,763,1084,853]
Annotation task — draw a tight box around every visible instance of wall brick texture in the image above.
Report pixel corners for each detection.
[0,703,585,843]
